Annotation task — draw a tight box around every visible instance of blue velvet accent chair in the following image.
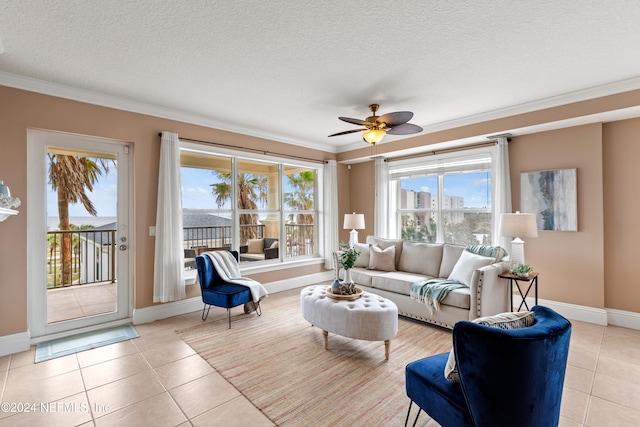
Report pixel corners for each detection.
[405,305,572,427]
[195,251,262,328]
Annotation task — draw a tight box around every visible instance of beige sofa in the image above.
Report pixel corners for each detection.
[335,236,510,329]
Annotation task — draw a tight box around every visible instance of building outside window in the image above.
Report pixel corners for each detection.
[389,149,493,245]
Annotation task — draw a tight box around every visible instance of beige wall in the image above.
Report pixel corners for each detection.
[2,84,640,341]
[0,86,332,337]
[602,118,640,312]
[509,124,605,308]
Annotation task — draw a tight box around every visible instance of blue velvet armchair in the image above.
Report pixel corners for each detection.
[405,305,572,427]
[195,251,262,328]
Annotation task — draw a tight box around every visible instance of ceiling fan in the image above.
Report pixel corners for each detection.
[328,104,423,145]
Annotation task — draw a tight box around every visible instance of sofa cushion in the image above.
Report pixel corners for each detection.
[366,236,403,269]
[439,244,465,278]
[398,242,443,277]
[247,238,264,254]
[371,271,430,295]
[353,242,371,268]
[371,273,471,309]
[444,311,535,382]
[368,245,396,271]
[348,267,375,287]
[447,250,495,286]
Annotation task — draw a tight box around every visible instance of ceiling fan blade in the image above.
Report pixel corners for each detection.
[328,128,367,137]
[378,111,413,127]
[339,116,369,126]
[386,123,423,135]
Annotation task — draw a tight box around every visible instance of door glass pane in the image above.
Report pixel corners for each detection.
[46,148,117,324]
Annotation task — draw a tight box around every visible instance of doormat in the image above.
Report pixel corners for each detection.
[35,324,139,363]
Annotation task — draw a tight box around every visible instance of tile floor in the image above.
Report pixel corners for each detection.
[1,287,639,426]
[47,283,117,324]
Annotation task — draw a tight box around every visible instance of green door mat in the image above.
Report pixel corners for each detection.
[35,324,139,363]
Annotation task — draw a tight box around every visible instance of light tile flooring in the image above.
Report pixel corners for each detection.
[1,287,639,426]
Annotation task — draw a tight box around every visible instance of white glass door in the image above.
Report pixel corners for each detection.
[28,130,132,339]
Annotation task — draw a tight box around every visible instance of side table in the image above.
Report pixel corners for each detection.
[499,272,539,312]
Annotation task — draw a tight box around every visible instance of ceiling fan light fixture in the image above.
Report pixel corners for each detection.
[363,128,386,145]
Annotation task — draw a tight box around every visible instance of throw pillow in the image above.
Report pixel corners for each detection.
[465,244,508,262]
[247,238,264,254]
[353,242,371,268]
[368,245,396,271]
[447,250,495,286]
[269,240,279,249]
[366,236,403,269]
[444,311,535,382]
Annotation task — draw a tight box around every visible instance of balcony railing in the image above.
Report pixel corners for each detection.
[47,229,116,288]
[46,223,317,289]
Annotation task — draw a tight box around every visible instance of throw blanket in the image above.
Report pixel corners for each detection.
[410,279,467,314]
[204,251,268,303]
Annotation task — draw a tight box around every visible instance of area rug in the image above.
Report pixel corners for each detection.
[35,324,139,363]
[178,297,450,426]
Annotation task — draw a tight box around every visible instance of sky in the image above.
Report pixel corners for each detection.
[401,172,491,209]
[47,164,492,219]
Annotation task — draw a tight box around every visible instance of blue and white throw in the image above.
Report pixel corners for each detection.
[410,279,467,313]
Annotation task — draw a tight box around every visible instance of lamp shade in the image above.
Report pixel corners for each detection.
[343,213,365,230]
[362,129,386,145]
[499,212,538,238]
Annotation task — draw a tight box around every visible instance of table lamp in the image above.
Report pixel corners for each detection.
[343,213,365,247]
[499,211,538,265]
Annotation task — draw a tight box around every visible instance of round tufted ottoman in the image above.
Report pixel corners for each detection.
[300,285,398,360]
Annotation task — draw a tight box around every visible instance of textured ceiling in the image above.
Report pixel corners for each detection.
[1,1,640,153]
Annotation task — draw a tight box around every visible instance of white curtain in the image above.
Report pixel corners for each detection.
[374,156,389,238]
[493,136,512,250]
[323,160,338,269]
[153,131,185,303]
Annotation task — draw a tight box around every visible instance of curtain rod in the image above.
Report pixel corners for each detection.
[384,141,497,162]
[158,133,328,164]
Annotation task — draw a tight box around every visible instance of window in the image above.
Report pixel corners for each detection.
[179,146,320,264]
[390,149,493,245]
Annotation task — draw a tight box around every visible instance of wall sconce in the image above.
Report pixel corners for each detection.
[499,211,538,265]
[343,212,365,247]
[0,180,21,222]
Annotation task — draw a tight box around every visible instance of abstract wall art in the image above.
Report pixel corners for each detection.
[520,168,577,231]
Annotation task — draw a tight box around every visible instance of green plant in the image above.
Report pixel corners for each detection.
[338,242,360,270]
[511,263,532,275]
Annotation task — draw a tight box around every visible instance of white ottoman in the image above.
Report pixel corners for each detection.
[300,285,399,360]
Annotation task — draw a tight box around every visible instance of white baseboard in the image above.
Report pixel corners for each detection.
[516,295,640,330]
[132,271,334,325]
[264,271,333,294]
[0,331,31,357]
[606,308,640,330]
[133,296,203,325]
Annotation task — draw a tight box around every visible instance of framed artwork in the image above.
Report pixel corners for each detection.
[520,168,577,231]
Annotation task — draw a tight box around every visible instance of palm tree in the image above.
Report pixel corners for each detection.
[210,170,268,244]
[48,154,108,286]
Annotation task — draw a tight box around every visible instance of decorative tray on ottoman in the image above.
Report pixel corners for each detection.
[327,287,363,300]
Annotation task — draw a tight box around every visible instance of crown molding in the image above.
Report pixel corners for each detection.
[336,75,640,153]
[0,71,336,154]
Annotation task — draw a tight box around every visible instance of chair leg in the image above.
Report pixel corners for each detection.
[412,406,422,427]
[253,300,262,316]
[202,304,211,321]
[227,308,231,329]
[404,401,413,427]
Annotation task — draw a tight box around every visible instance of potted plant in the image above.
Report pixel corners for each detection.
[337,242,361,292]
[511,263,532,278]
